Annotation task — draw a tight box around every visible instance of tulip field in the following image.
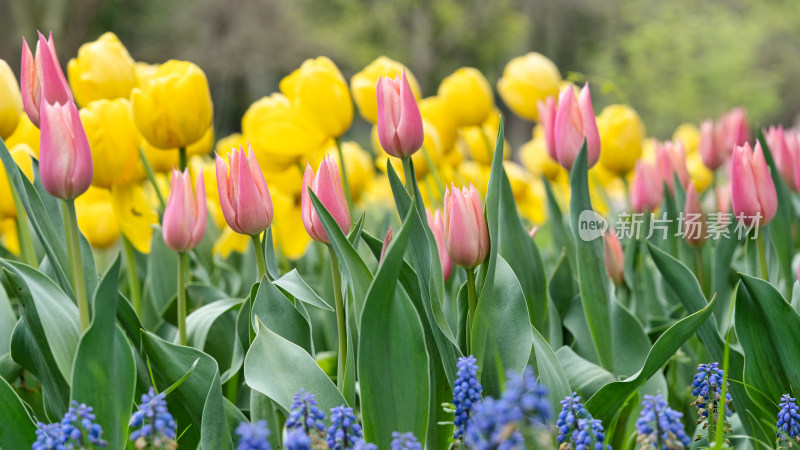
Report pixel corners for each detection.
[2,28,800,450]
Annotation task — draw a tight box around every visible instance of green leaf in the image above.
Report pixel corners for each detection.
[555,346,614,398]
[543,177,576,268]
[146,228,178,325]
[0,283,17,354]
[244,319,346,414]
[548,249,577,318]
[141,331,233,449]
[274,269,333,311]
[187,297,244,350]
[585,293,717,425]
[568,142,613,370]
[251,278,312,353]
[71,256,136,450]
[530,326,571,424]
[0,375,36,448]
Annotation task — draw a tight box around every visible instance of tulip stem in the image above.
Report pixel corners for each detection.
[11,188,36,267]
[177,251,187,346]
[329,250,347,390]
[65,200,90,332]
[179,147,187,172]
[402,156,416,198]
[466,268,477,354]
[251,233,267,281]
[138,147,166,210]
[695,247,706,297]
[334,139,353,212]
[420,144,445,201]
[123,237,142,317]
[757,232,768,282]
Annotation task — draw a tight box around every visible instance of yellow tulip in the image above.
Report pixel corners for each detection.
[132,60,213,149]
[76,186,120,249]
[0,218,19,255]
[438,67,494,127]
[504,162,547,224]
[213,227,250,258]
[350,56,421,123]
[0,59,22,139]
[361,175,397,209]
[497,53,561,121]
[520,127,566,182]
[455,161,491,196]
[372,120,442,180]
[687,152,713,192]
[134,62,159,88]
[325,141,374,203]
[143,126,215,173]
[67,32,137,107]
[80,98,144,188]
[280,57,352,137]
[110,183,158,253]
[242,93,328,172]
[673,123,700,155]
[0,144,35,219]
[419,96,458,154]
[215,133,245,158]
[5,113,39,156]
[597,104,646,176]
[456,112,510,165]
[272,189,311,260]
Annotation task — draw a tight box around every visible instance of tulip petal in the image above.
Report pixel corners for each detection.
[446,187,480,268]
[752,142,778,224]
[731,144,761,226]
[395,70,424,154]
[300,163,321,243]
[247,146,273,224]
[20,37,40,127]
[578,84,601,168]
[553,86,583,170]
[191,172,207,248]
[234,148,269,235]
[316,157,350,235]
[215,153,240,233]
[38,32,72,107]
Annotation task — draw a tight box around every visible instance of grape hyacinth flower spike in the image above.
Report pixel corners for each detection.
[636,394,691,449]
[453,355,482,440]
[129,387,177,449]
[777,394,800,447]
[327,405,363,450]
[285,389,326,445]
[236,420,271,450]
[556,393,610,450]
[691,362,732,444]
[390,432,422,450]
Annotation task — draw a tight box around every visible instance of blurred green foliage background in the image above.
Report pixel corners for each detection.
[2,0,799,145]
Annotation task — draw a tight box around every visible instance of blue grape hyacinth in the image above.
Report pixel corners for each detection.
[285,428,312,450]
[327,405,363,450]
[777,394,800,445]
[32,401,107,450]
[33,422,67,450]
[453,355,482,439]
[236,420,271,450]
[556,393,610,450]
[129,387,177,448]
[390,431,422,450]
[635,394,691,449]
[501,366,551,426]
[691,362,732,443]
[285,389,326,438]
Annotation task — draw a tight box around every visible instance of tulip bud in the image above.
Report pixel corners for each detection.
[0,59,22,139]
[683,182,707,247]
[379,226,392,265]
[350,56,421,124]
[630,160,663,213]
[301,156,351,244]
[39,99,93,200]
[20,31,73,128]
[655,140,690,193]
[67,32,137,107]
[132,60,213,149]
[603,231,625,285]
[764,125,796,190]
[438,67,494,127]
[552,84,601,170]
[719,108,749,155]
[443,184,490,269]
[376,70,425,158]
[497,52,562,122]
[731,142,777,228]
[699,119,725,170]
[672,123,700,155]
[216,144,274,236]
[596,104,645,176]
[426,209,453,281]
[80,98,143,188]
[162,168,207,252]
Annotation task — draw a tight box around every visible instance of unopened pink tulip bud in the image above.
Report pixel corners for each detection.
[38,102,93,200]
[552,83,601,170]
[529,226,538,238]
[603,231,624,286]
[379,226,392,265]
[699,119,726,170]
[427,208,453,281]
[536,96,557,161]
[301,156,351,244]
[443,184,490,269]
[216,144,274,235]
[720,108,749,154]
[20,31,73,127]
[716,182,731,215]
[630,160,663,213]
[655,140,689,193]
[376,70,424,158]
[731,142,777,228]
[163,168,207,252]
[764,125,796,190]
[683,182,706,247]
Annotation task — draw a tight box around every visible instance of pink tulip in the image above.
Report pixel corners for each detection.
[603,231,624,286]
[764,125,796,190]
[716,181,732,214]
[683,182,706,247]
[536,96,557,160]
[39,100,93,200]
[163,169,207,252]
[20,31,73,127]
[731,142,777,228]
[379,227,392,265]
[655,140,690,193]
[719,108,749,155]
[301,156,351,244]
[630,160,663,213]
[426,208,453,281]
[376,70,424,158]
[216,144,274,235]
[443,184,490,269]
[699,119,726,170]
[552,83,601,170]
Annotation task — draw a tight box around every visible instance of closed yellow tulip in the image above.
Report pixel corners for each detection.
[215,133,244,158]
[5,114,39,156]
[350,56,421,124]
[110,183,158,253]
[504,161,547,224]
[419,96,458,154]
[280,57,352,137]
[132,60,213,149]
[143,126,215,173]
[134,62,159,88]
[272,188,311,260]
[673,123,700,155]
[497,53,562,121]
[456,112,510,165]
[0,60,22,139]
[0,218,19,255]
[242,93,328,172]
[438,67,493,127]
[213,227,250,258]
[80,99,144,188]
[520,130,566,182]
[597,104,646,176]
[76,186,120,249]
[0,144,35,219]
[687,152,713,192]
[67,32,137,107]
[456,161,491,196]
